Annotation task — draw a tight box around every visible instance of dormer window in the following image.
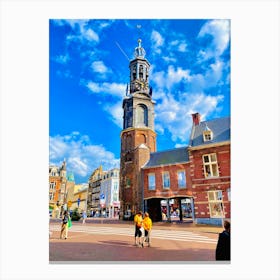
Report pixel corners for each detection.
[203,123,213,142]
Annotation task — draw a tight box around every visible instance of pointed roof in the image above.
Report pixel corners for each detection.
[67,172,75,182]
[190,116,230,147]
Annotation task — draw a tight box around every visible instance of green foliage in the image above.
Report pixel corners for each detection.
[71,208,81,221]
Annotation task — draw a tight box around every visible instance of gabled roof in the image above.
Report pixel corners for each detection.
[143,146,189,168]
[190,116,230,147]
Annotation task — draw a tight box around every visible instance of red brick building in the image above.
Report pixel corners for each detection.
[141,113,230,225]
[119,40,230,225]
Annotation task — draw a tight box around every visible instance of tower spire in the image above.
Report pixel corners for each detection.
[134,38,146,58]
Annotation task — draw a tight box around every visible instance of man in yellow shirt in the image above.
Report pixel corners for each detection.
[143,212,152,247]
[134,211,143,247]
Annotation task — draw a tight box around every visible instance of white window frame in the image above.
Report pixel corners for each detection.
[203,153,219,178]
[148,173,156,190]
[208,190,224,218]
[162,171,170,189]
[203,130,213,142]
[177,170,186,189]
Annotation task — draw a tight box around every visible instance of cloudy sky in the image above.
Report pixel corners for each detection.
[49,19,230,183]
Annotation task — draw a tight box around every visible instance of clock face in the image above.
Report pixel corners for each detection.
[135,80,148,90]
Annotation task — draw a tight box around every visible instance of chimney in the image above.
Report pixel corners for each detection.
[192,112,201,126]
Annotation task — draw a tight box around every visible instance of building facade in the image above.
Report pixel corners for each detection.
[100,168,120,218]
[87,165,103,216]
[66,183,88,214]
[188,113,231,225]
[119,40,230,225]
[49,160,67,217]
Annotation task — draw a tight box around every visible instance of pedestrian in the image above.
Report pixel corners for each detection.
[60,210,69,240]
[134,211,143,247]
[82,210,87,224]
[143,212,152,247]
[215,220,230,260]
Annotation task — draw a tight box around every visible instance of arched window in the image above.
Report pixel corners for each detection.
[136,104,148,127]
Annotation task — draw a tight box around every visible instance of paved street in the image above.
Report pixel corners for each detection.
[49,219,222,263]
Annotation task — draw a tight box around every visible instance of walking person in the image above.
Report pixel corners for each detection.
[143,212,152,247]
[60,210,69,240]
[82,210,87,224]
[134,211,143,247]
[215,220,230,260]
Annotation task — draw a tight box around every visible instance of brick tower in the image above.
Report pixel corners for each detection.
[119,39,156,219]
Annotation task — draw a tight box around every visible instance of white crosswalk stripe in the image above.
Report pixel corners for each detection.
[50,224,217,244]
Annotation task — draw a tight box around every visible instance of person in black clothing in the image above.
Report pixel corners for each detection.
[60,211,69,239]
[216,220,230,261]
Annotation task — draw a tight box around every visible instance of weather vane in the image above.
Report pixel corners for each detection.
[136,24,142,39]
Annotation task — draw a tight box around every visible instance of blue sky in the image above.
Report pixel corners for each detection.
[49,19,230,184]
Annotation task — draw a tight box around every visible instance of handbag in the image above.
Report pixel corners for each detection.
[67,217,72,228]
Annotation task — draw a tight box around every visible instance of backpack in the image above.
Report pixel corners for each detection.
[63,215,68,224]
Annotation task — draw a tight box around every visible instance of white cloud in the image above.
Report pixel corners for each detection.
[178,42,188,52]
[170,39,188,53]
[152,65,190,90]
[49,132,120,182]
[85,81,125,128]
[54,54,70,64]
[104,101,123,128]
[91,61,110,73]
[197,19,230,60]
[84,28,99,42]
[155,91,224,143]
[189,59,225,91]
[162,56,177,63]
[62,19,99,44]
[151,30,164,54]
[86,81,126,99]
[91,61,112,79]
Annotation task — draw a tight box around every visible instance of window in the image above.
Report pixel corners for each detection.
[49,193,54,201]
[126,178,131,188]
[148,173,156,190]
[49,182,56,189]
[203,123,213,142]
[203,131,213,141]
[177,170,186,189]
[136,104,148,127]
[227,188,231,201]
[162,172,170,189]
[208,190,224,218]
[203,153,219,177]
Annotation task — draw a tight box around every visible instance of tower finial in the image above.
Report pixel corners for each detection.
[134,38,146,58]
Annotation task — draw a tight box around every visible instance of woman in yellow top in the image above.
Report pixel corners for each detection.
[134,211,143,246]
[143,212,152,247]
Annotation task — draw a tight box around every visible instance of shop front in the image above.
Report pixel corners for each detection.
[144,196,194,222]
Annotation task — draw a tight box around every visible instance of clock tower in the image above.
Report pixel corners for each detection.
[119,39,156,219]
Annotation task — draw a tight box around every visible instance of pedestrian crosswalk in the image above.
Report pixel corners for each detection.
[50,224,218,244]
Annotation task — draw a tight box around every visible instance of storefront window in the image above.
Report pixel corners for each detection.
[208,190,224,218]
